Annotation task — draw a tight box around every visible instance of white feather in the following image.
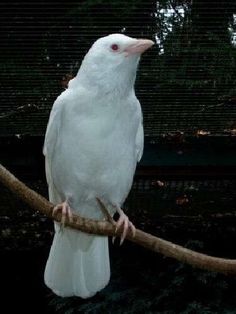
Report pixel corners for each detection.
[43,34,145,298]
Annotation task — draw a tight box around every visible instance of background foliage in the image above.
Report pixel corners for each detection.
[1,0,236,136]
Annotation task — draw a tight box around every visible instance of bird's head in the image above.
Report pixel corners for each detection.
[74,34,154,93]
[88,33,154,63]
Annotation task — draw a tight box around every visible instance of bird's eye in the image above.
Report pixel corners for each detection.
[111,44,119,51]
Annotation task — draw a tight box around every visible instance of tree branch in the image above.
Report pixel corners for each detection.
[1,163,236,275]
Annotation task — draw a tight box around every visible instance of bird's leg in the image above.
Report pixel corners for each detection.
[96,198,135,245]
[115,206,136,245]
[96,198,117,244]
[96,197,115,225]
[52,200,73,227]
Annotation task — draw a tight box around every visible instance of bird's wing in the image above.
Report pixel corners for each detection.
[43,94,65,186]
[135,100,144,162]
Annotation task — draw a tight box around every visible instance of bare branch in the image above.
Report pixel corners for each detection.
[1,163,236,275]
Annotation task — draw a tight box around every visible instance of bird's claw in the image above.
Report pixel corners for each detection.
[115,209,136,245]
[96,198,135,245]
[52,201,73,226]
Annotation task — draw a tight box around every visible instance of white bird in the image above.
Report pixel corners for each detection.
[43,33,154,298]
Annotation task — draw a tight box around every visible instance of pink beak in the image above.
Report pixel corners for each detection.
[124,39,154,56]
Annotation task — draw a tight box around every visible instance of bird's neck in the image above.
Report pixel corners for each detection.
[73,72,135,97]
[71,58,137,96]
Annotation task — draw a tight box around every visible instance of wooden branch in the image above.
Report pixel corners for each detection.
[1,163,236,275]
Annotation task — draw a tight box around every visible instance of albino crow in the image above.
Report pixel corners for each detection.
[43,33,154,298]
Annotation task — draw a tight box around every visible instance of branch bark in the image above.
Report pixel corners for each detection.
[1,163,236,275]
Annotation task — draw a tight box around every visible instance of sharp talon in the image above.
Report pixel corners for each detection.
[114,206,136,245]
[112,236,116,244]
[120,219,129,245]
[52,201,72,225]
[120,230,126,246]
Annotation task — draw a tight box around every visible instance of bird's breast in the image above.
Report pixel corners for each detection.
[51,94,139,209]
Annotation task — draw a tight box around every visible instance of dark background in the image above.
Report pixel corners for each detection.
[1,1,236,313]
[1,0,236,136]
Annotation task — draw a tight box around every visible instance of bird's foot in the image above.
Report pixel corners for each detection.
[52,201,73,226]
[96,198,135,245]
[115,207,136,245]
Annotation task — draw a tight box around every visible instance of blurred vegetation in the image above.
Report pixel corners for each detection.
[1,0,236,135]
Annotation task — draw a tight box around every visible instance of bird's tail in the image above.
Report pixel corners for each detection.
[44,226,110,298]
[44,183,110,298]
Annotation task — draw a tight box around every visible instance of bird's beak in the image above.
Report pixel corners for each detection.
[124,39,154,56]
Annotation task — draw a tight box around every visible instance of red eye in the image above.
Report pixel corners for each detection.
[111,44,119,51]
